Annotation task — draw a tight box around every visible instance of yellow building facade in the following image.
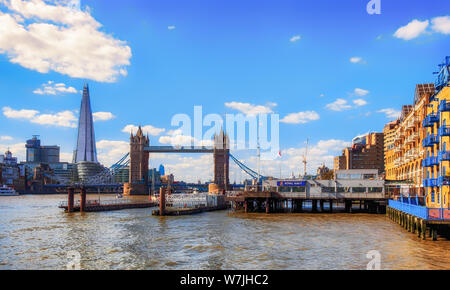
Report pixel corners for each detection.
[384,84,434,195]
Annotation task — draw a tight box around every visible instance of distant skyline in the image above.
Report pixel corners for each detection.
[0,0,449,182]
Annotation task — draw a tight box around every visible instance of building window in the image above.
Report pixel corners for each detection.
[368,187,383,193]
[352,187,366,193]
[321,187,336,193]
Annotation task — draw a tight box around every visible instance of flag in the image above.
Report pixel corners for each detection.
[278,150,282,158]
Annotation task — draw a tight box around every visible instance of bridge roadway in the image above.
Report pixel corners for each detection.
[144,146,214,153]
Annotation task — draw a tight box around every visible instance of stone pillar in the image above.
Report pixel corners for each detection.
[320,200,324,212]
[329,200,333,213]
[80,187,87,212]
[67,187,74,213]
[159,187,166,216]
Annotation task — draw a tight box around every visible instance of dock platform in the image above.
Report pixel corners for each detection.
[152,205,228,216]
[59,199,157,213]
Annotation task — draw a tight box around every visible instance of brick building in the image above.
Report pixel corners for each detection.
[334,132,385,173]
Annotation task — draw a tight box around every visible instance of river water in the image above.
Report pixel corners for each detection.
[0,194,449,270]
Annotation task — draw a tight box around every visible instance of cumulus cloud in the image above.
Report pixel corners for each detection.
[33,81,77,95]
[2,106,77,128]
[290,35,301,42]
[0,0,131,82]
[158,129,213,147]
[122,124,165,136]
[280,111,320,124]
[431,16,450,34]
[353,88,370,97]
[394,19,429,40]
[225,102,277,116]
[0,142,26,161]
[168,25,176,30]
[2,106,39,119]
[377,108,401,120]
[0,136,13,141]
[96,139,129,167]
[353,99,368,107]
[325,99,352,111]
[31,110,77,128]
[93,112,116,122]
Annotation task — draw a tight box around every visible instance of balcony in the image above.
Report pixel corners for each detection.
[406,118,417,130]
[439,176,450,186]
[423,134,439,147]
[405,133,418,144]
[423,178,438,187]
[439,126,450,137]
[422,156,438,167]
[439,100,450,112]
[423,114,439,128]
[439,151,450,162]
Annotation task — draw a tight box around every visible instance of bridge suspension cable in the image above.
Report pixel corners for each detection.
[228,153,267,182]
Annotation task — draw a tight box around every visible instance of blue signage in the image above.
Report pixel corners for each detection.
[277,181,306,187]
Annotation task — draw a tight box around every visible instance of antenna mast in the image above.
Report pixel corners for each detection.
[303,138,309,178]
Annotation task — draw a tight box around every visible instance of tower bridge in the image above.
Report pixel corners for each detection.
[124,126,230,195]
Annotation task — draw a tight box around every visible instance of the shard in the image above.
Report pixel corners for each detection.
[74,83,98,163]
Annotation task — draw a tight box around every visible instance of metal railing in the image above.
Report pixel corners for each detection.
[59,198,153,208]
[389,200,450,221]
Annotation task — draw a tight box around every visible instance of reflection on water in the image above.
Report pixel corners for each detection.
[0,195,449,270]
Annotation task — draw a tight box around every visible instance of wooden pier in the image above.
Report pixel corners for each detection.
[387,206,450,241]
[227,191,386,214]
[59,199,156,212]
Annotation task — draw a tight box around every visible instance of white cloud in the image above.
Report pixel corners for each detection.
[158,129,213,147]
[2,106,77,128]
[353,99,368,107]
[280,111,320,124]
[0,142,26,161]
[325,99,352,111]
[290,35,301,42]
[168,25,176,30]
[33,81,77,95]
[96,139,129,167]
[225,102,277,116]
[394,19,429,40]
[353,88,370,97]
[0,0,131,82]
[122,124,165,136]
[350,57,365,64]
[2,106,39,119]
[431,16,450,34]
[93,112,116,122]
[0,136,13,141]
[377,108,401,120]
[31,110,77,128]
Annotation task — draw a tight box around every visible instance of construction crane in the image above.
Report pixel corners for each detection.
[302,138,309,178]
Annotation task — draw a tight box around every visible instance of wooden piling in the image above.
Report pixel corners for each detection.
[80,187,87,213]
[67,187,74,213]
[159,187,166,216]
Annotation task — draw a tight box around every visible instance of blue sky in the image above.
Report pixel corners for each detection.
[0,0,449,181]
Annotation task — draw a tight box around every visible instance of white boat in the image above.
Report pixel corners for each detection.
[0,185,19,196]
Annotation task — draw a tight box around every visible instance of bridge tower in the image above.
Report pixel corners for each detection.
[213,129,230,191]
[124,126,149,195]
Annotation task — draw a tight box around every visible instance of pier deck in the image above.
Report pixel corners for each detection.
[59,199,157,213]
[152,205,228,216]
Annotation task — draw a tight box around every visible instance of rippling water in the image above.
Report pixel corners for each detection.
[0,195,449,270]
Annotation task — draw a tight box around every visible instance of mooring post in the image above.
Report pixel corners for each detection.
[432,228,438,241]
[67,187,74,213]
[244,200,248,213]
[80,187,87,212]
[265,198,269,214]
[320,200,324,212]
[329,200,333,213]
[159,187,166,216]
[312,200,317,213]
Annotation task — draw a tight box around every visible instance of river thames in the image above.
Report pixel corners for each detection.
[0,195,449,270]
